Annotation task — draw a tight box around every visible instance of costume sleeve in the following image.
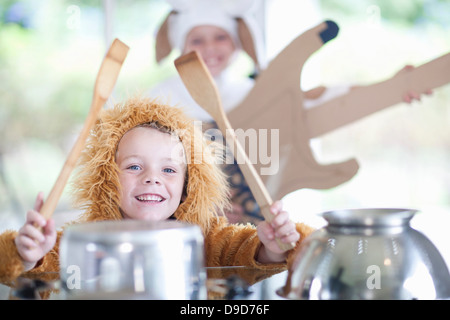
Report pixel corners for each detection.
[0,230,25,284]
[0,230,62,285]
[204,217,315,271]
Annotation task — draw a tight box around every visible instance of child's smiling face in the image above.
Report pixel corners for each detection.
[116,126,187,221]
[183,25,236,77]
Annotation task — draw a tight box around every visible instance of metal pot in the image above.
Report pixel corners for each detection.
[280,208,450,300]
[59,220,206,299]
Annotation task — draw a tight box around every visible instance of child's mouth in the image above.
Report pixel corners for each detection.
[136,194,165,203]
[204,57,221,69]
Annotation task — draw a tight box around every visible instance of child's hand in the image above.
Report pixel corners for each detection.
[14,192,57,271]
[256,201,300,263]
[396,65,433,103]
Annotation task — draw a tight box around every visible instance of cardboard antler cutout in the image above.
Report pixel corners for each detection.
[306,53,450,138]
[227,20,450,200]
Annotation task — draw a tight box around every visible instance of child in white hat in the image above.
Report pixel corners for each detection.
[150,0,262,121]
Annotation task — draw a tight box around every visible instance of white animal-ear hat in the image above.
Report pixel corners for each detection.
[155,0,263,69]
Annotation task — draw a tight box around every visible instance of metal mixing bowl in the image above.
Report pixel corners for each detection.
[280,208,450,300]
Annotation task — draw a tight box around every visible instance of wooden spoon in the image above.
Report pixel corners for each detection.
[175,51,295,251]
[39,39,129,220]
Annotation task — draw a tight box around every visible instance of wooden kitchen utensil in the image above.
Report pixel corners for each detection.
[40,39,129,220]
[175,51,295,251]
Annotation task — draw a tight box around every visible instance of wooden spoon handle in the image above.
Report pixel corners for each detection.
[219,118,295,251]
[40,39,129,220]
[39,95,104,220]
[175,51,294,251]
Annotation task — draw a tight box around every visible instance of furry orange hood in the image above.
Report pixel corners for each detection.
[71,97,229,233]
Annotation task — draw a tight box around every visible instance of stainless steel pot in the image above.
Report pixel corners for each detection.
[59,220,205,299]
[280,208,450,300]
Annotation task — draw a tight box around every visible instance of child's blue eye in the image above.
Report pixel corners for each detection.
[163,168,175,173]
[128,165,141,171]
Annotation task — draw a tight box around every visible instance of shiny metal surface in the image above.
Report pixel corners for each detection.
[281,208,450,300]
[59,220,205,299]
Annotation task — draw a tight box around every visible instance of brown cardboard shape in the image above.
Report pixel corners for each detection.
[228,21,450,200]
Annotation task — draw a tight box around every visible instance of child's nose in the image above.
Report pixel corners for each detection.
[142,173,160,185]
[203,41,216,53]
